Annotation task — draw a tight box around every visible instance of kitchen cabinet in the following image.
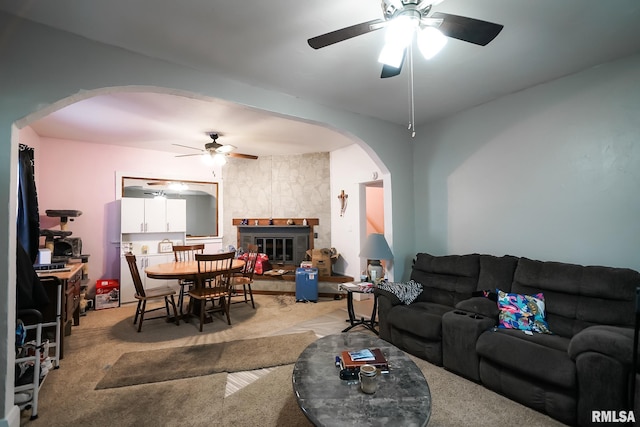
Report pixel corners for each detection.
[120,197,186,303]
[121,198,186,233]
[165,199,187,232]
[119,254,177,303]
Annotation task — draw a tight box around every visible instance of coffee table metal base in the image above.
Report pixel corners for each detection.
[293,332,431,427]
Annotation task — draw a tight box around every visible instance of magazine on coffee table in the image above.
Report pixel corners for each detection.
[348,348,375,361]
[340,348,388,371]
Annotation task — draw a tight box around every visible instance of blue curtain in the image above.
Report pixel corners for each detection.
[17,144,40,263]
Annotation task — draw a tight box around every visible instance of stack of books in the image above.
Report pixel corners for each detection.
[339,348,389,373]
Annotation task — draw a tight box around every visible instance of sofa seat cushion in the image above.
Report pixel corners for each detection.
[388,302,452,340]
[476,328,575,389]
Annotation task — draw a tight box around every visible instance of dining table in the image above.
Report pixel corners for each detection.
[144,259,245,281]
[144,258,245,322]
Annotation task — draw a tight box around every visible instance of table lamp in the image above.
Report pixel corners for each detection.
[359,233,393,282]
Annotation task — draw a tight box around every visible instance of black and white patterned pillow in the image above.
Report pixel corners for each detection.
[377,280,423,304]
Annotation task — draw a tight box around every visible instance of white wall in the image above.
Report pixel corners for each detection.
[31,135,219,284]
[330,144,393,281]
[414,53,640,270]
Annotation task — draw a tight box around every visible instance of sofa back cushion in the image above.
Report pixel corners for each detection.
[511,258,639,338]
[410,253,480,308]
[477,254,519,293]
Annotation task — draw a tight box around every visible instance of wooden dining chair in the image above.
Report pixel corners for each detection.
[186,251,235,332]
[125,253,179,332]
[229,244,258,309]
[172,244,205,317]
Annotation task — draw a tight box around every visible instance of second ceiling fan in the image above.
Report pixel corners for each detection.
[174,133,258,161]
[308,0,504,78]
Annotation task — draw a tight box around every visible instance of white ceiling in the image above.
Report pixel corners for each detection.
[3,0,640,155]
[26,91,356,157]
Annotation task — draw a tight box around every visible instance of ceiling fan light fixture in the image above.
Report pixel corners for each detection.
[385,13,419,46]
[378,13,419,67]
[213,153,227,166]
[417,26,447,59]
[201,152,216,166]
[168,182,188,192]
[215,144,236,154]
[378,43,405,68]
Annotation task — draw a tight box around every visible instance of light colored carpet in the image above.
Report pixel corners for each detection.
[222,364,312,427]
[95,331,317,389]
[19,294,567,426]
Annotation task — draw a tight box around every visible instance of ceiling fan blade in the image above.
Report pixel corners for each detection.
[431,12,503,46]
[380,50,406,78]
[172,143,202,151]
[228,152,258,160]
[308,18,386,49]
[175,153,201,158]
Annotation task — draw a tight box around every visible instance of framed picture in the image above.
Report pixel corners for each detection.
[158,239,173,253]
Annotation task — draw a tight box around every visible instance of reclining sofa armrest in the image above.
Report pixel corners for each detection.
[568,325,636,425]
[455,297,499,319]
[568,325,634,364]
[374,288,404,307]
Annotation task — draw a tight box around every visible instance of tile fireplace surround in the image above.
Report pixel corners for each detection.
[232,218,319,268]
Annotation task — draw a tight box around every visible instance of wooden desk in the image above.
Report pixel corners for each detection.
[37,263,83,359]
[145,259,245,280]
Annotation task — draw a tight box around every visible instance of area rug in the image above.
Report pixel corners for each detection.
[95,330,317,390]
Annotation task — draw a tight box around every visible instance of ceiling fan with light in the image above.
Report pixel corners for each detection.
[173,133,258,164]
[308,0,504,78]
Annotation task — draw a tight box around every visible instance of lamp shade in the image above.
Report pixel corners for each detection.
[359,233,393,261]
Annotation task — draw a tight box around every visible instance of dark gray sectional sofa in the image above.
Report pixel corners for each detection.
[375,253,640,426]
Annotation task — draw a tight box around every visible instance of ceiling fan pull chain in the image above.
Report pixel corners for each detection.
[408,44,416,138]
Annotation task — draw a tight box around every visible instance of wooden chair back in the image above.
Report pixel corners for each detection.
[125,253,146,298]
[173,244,205,262]
[241,244,259,280]
[195,251,235,291]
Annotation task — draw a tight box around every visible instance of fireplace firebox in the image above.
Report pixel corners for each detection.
[234,218,319,268]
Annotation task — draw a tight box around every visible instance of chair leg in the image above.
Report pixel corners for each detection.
[178,285,185,317]
[222,298,231,325]
[134,300,142,325]
[185,297,192,323]
[138,300,147,332]
[247,283,255,309]
[199,299,205,332]
[167,295,179,326]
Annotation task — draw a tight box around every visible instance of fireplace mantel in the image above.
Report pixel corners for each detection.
[232,218,319,227]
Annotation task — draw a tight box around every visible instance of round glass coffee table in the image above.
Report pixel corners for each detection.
[292,332,431,426]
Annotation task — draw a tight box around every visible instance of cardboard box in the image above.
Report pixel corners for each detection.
[306,248,339,277]
[95,279,120,310]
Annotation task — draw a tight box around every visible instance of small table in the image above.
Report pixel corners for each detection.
[37,263,83,359]
[293,332,432,426]
[339,282,378,334]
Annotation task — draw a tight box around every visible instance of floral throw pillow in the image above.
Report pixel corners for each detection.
[497,290,552,334]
